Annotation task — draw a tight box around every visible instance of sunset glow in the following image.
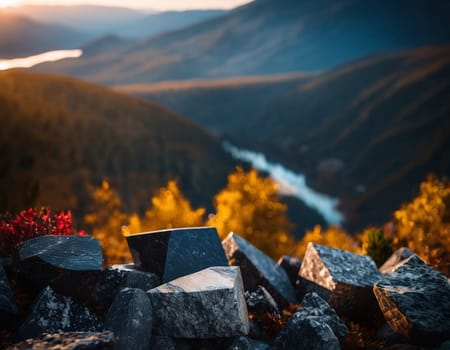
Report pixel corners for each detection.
[0,0,21,7]
[0,0,252,10]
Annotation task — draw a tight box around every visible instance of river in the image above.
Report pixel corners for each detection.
[0,49,82,70]
[223,142,344,226]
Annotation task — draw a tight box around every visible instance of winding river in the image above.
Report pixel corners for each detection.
[0,49,82,70]
[223,142,344,226]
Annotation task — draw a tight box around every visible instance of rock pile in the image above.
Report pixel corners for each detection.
[0,229,449,350]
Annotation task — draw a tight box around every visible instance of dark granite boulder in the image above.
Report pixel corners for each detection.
[93,264,160,314]
[0,264,18,320]
[374,255,450,346]
[15,286,102,342]
[126,227,228,283]
[300,292,348,341]
[245,285,279,315]
[7,331,115,350]
[273,316,340,350]
[148,266,249,338]
[299,243,382,321]
[18,235,102,294]
[379,247,415,274]
[228,336,270,350]
[222,233,298,308]
[150,336,176,350]
[277,255,301,288]
[105,288,152,350]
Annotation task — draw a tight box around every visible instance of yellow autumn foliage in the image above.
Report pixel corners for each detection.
[207,167,296,259]
[295,225,360,258]
[84,180,131,265]
[393,175,450,274]
[123,180,206,234]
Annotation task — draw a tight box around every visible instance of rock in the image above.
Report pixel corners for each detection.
[277,255,301,287]
[379,247,415,274]
[148,266,249,338]
[126,227,228,283]
[93,264,160,313]
[228,336,270,350]
[222,233,298,307]
[18,235,102,294]
[438,340,450,350]
[300,292,348,341]
[273,317,340,350]
[373,255,450,346]
[150,336,176,350]
[7,331,115,350]
[105,288,152,350]
[245,285,279,315]
[299,243,382,321]
[0,264,18,317]
[15,286,102,342]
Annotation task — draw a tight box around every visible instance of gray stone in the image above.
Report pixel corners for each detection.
[126,227,228,283]
[105,288,152,350]
[374,255,450,345]
[228,336,270,350]
[245,285,279,315]
[379,247,415,274]
[7,331,115,350]
[438,340,450,350]
[93,264,160,313]
[150,336,176,350]
[148,266,249,338]
[15,286,102,342]
[277,255,301,287]
[299,243,382,320]
[274,316,340,350]
[0,264,18,315]
[18,235,102,294]
[300,292,348,341]
[222,233,298,307]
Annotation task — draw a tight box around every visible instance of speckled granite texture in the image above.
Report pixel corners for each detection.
[148,266,249,338]
[300,243,382,321]
[379,247,415,274]
[126,227,228,283]
[222,233,298,307]
[374,255,450,345]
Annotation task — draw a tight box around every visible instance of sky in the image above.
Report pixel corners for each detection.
[0,0,253,10]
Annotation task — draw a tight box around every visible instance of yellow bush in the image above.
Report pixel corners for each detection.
[393,175,450,274]
[208,167,296,259]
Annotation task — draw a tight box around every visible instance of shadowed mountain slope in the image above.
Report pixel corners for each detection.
[32,0,450,84]
[0,71,235,222]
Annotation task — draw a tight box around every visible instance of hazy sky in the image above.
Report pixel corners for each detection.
[0,0,253,10]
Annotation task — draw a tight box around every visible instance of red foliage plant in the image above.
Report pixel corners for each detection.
[0,208,84,258]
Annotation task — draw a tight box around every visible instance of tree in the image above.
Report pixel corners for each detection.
[85,180,131,265]
[207,167,296,259]
[123,180,205,233]
[393,175,450,274]
[359,226,393,267]
[295,225,360,258]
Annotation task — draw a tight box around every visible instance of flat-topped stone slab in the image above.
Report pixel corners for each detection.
[126,227,228,283]
[18,235,102,294]
[374,255,450,346]
[300,243,382,321]
[147,266,249,338]
[222,233,298,308]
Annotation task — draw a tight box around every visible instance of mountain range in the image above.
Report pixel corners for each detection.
[119,43,450,230]
[31,0,450,84]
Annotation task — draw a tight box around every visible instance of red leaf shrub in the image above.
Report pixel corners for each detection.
[0,208,81,257]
